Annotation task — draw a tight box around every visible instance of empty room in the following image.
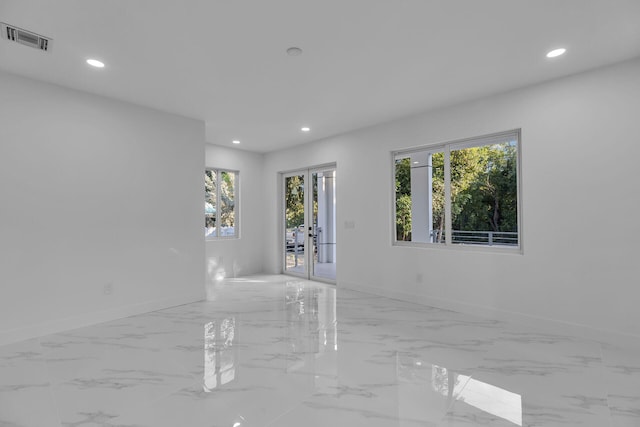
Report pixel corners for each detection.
[1,1,640,426]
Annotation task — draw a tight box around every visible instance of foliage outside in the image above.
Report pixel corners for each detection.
[285,176,305,229]
[284,175,319,230]
[395,142,517,243]
[205,170,236,234]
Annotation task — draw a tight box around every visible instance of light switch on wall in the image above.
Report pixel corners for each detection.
[344,220,356,229]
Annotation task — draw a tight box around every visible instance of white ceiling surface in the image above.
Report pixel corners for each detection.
[1,1,640,153]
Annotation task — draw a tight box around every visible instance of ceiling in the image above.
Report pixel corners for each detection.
[1,0,640,153]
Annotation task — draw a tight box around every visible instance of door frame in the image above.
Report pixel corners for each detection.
[280,163,337,284]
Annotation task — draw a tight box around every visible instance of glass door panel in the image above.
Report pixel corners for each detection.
[311,168,336,281]
[284,174,307,277]
[283,166,336,283]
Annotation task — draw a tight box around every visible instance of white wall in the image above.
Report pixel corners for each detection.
[205,144,264,290]
[263,57,640,339]
[0,71,205,345]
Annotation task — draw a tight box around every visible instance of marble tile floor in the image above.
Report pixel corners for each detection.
[1,275,639,427]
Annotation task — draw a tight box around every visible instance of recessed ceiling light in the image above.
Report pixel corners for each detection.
[413,161,419,164]
[287,47,303,56]
[546,48,566,58]
[301,127,310,132]
[232,140,240,144]
[86,59,105,68]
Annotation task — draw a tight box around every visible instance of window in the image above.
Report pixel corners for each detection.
[205,169,238,238]
[394,130,520,250]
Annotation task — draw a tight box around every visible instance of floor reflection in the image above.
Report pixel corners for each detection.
[285,281,337,355]
[284,281,338,389]
[203,318,236,392]
[456,375,522,426]
[397,354,522,426]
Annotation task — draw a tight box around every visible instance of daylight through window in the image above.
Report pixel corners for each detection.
[205,169,238,238]
[394,130,520,249]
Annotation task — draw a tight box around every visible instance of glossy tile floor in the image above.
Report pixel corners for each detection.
[2,275,639,427]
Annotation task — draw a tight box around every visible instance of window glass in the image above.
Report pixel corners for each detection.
[206,169,238,238]
[219,171,236,237]
[450,140,518,246]
[395,149,445,243]
[393,131,519,249]
[205,170,217,237]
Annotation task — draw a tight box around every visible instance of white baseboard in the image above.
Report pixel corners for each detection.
[339,280,640,347]
[0,292,205,347]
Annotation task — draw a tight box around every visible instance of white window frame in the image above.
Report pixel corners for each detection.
[205,168,239,240]
[392,130,522,253]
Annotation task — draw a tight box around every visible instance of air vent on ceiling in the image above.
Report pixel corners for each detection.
[1,22,52,52]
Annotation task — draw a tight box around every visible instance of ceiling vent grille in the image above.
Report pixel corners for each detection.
[1,22,52,52]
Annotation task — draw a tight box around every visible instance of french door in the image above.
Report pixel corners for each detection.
[282,165,336,283]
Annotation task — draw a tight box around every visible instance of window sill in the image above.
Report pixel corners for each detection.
[392,240,523,255]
